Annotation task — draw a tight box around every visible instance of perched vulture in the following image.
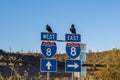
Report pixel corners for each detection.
[70,24,76,34]
[46,24,53,33]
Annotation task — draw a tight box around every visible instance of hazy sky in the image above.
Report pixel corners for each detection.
[0,0,120,53]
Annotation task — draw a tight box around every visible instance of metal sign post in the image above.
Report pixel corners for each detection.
[65,34,81,80]
[47,72,50,80]
[81,43,87,79]
[41,32,57,80]
[72,73,74,80]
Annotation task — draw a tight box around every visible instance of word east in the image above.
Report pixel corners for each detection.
[67,35,79,41]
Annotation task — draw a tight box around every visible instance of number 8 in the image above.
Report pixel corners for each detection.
[71,47,76,56]
[46,48,51,56]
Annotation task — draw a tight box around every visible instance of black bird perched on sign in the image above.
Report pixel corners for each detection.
[70,24,76,34]
[46,24,53,33]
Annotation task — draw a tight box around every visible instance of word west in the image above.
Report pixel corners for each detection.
[41,32,57,41]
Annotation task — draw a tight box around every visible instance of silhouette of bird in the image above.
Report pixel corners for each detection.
[70,24,76,34]
[46,24,53,33]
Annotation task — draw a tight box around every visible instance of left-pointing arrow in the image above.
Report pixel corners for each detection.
[46,61,52,70]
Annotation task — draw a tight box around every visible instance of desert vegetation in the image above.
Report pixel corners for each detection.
[0,48,120,80]
[86,48,120,80]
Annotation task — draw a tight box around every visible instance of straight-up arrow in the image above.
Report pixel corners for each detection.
[67,63,79,69]
[46,61,52,70]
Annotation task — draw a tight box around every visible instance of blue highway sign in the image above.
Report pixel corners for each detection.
[65,34,81,42]
[41,32,57,41]
[41,41,57,58]
[66,43,81,59]
[65,60,81,72]
[40,58,57,72]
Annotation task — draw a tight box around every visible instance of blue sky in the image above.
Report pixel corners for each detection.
[0,0,120,53]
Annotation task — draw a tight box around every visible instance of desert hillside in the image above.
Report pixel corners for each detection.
[0,48,120,80]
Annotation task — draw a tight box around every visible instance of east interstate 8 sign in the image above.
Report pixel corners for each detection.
[41,42,57,58]
[66,43,81,59]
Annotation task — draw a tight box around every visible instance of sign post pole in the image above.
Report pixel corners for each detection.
[80,43,87,79]
[47,72,50,80]
[72,73,74,80]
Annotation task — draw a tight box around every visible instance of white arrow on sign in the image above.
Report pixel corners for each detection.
[67,63,79,69]
[46,61,52,70]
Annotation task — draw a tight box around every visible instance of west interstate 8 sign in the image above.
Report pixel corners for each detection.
[41,41,57,58]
